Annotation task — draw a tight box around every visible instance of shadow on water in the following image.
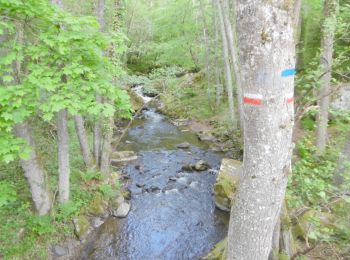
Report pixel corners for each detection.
[81,108,229,260]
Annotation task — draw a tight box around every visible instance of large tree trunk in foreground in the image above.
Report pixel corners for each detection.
[57,109,70,203]
[227,1,295,259]
[216,0,236,125]
[316,0,338,154]
[14,122,52,215]
[74,115,94,169]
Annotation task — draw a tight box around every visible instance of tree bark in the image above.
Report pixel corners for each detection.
[57,109,70,203]
[199,0,212,103]
[212,0,222,108]
[93,0,106,166]
[14,122,52,215]
[100,115,114,175]
[220,0,244,131]
[216,0,236,125]
[74,115,94,169]
[316,0,338,154]
[227,1,295,259]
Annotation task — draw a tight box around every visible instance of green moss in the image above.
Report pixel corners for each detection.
[202,238,227,260]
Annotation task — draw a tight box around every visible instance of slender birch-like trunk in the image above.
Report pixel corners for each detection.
[316,0,338,154]
[227,1,295,259]
[216,0,235,125]
[14,123,52,215]
[220,0,244,131]
[57,109,70,203]
[51,0,70,203]
[74,115,94,168]
[212,0,222,108]
[94,0,106,167]
[199,0,212,103]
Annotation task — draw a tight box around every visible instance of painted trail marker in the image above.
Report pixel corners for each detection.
[281,69,296,77]
[243,94,263,105]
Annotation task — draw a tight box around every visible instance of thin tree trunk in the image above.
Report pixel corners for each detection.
[279,203,297,259]
[212,0,222,108]
[199,0,212,103]
[94,0,106,167]
[51,0,70,204]
[220,0,244,131]
[14,125,52,214]
[74,115,94,169]
[99,0,123,176]
[57,109,70,203]
[10,22,52,215]
[316,0,338,154]
[227,1,295,259]
[216,0,235,125]
[100,115,114,175]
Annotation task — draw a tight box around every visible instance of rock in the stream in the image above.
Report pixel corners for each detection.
[214,159,241,212]
[182,164,194,171]
[195,160,210,171]
[111,151,137,165]
[177,142,191,149]
[197,131,216,142]
[113,202,131,218]
[73,215,90,240]
[52,245,67,257]
[91,217,104,228]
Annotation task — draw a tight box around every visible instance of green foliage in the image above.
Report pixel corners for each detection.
[0,0,130,163]
[0,181,17,208]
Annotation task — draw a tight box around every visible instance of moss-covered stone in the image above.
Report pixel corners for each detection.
[73,215,90,240]
[202,238,227,260]
[293,209,336,241]
[88,193,108,216]
[214,159,241,212]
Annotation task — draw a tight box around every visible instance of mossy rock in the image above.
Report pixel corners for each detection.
[73,215,90,240]
[202,238,227,260]
[128,89,144,111]
[214,159,241,212]
[293,209,336,241]
[88,193,108,216]
[142,84,159,97]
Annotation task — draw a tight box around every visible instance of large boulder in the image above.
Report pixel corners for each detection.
[113,202,131,218]
[111,151,137,165]
[73,215,90,240]
[292,209,335,241]
[214,159,242,212]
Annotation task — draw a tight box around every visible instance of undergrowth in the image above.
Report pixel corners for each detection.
[0,120,120,259]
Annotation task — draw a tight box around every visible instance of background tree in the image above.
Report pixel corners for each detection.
[316,0,339,154]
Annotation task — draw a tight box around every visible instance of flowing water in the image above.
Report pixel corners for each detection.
[80,88,229,260]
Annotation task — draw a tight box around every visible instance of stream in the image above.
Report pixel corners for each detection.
[80,87,229,260]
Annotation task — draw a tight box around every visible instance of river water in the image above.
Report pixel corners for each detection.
[80,91,229,259]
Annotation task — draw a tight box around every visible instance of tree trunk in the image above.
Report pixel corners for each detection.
[216,0,236,125]
[227,1,295,259]
[9,22,51,215]
[14,122,52,215]
[100,115,114,175]
[74,115,94,169]
[199,0,212,103]
[220,0,244,131]
[279,203,297,259]
[212,0,222,108]
[57,109,70,203]
[94,0,106,166]
[316,0,338,154]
